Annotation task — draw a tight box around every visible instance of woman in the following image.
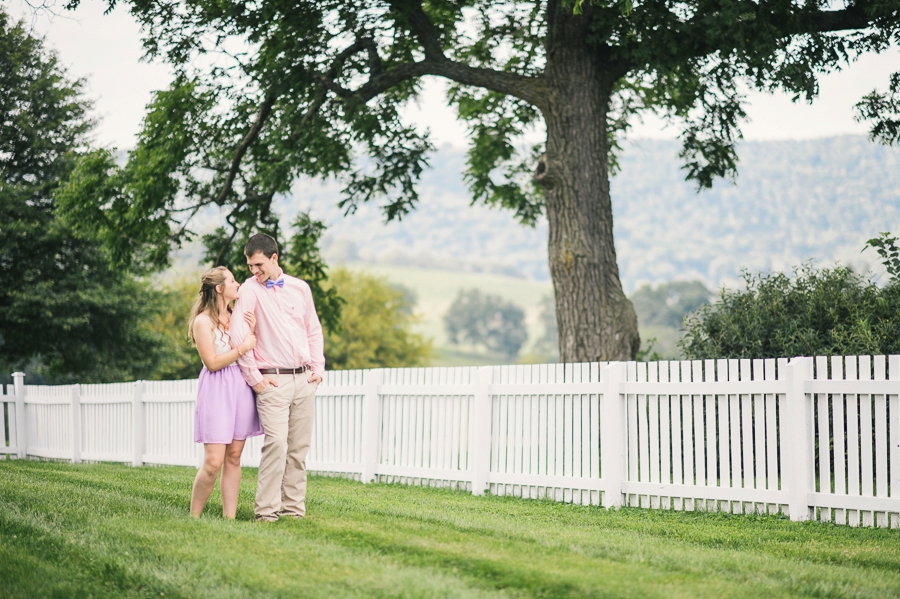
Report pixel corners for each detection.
[188,266,263,518]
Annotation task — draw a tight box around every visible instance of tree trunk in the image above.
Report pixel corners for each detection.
[537,1,640,362]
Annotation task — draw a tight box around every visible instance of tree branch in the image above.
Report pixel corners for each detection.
[810,7,871,33]
[215,210,242,266]
[349,59,546,109]
[214,93,276,205]
[624,6,877,68]
[367,0,548,109]
[315,36,383,97]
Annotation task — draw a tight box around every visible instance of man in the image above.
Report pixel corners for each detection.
[229,233,324,521]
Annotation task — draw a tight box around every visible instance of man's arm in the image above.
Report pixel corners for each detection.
[303,282,325,381]
[230,284,265,387]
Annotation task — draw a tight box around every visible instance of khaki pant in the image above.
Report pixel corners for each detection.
[254,373,317,520]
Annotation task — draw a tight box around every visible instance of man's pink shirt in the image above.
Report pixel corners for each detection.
[229,269,325,387]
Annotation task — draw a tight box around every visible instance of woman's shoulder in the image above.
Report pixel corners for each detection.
[193,311,215,330]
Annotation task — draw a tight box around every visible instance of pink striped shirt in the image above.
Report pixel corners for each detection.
[229,269,325,386]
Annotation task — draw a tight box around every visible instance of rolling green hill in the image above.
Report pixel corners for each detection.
[340,263,693,364]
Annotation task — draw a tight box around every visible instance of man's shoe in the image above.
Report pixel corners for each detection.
[277,510,305,520]
[254,514,278,523]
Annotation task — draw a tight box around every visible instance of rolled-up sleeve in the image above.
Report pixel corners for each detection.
[230,284,264,387]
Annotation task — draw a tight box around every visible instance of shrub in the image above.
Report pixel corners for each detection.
[679,264,900,359]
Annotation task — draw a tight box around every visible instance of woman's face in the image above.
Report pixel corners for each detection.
[216,270,241,302]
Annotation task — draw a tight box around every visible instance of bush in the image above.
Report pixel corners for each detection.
[324,268,432,369]
[679,264,900,359]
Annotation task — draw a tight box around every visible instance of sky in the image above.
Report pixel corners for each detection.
[11,0,900,152]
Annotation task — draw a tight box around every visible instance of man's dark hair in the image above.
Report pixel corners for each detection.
[244,233,279,259]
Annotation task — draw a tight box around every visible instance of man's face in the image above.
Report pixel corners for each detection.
[246,251,280,284]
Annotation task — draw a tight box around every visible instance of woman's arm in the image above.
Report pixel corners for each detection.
[193,314,256,372]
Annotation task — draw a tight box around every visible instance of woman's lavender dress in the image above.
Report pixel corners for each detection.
[194,328,263,444]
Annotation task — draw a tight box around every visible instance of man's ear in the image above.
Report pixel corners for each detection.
[271,253,279,265]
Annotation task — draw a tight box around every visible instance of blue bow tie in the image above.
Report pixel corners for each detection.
[266,278,285,289]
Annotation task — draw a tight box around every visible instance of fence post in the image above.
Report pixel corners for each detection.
[784,356,814,521]
[13,372,26,459]
[71,384,81,464]
[600,361,626,508]
[470,367,493,496]
[132,381,146,467]
[0,384,7,456]
[360,369,383,484]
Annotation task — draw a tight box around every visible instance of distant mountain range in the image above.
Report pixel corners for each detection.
[270,135,900,292]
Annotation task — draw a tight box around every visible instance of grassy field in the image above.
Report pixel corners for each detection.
[2,461,899,598]
[343,262,553,350]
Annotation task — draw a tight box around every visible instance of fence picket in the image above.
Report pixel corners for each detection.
[889,356,900,529]
[740,359,753,496]
[764,359,778,513]
[0,388,6,455]
[638,390,650,485]
[752,359,765,500]
[872,356,888,527]
[717,359,730,495]
[728,360,741,512]
[846,357,861,526]
[858,356,874,527]
[627,386,639,497]
[648,364,660,488]
[692,361,705,490]
[704,360,717,495]
[659,362,672,494]
[670,361,683,490]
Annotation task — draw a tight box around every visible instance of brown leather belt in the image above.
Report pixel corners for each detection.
[258,366,310,375]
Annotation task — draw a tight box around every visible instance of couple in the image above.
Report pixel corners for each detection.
[186,233,325,521]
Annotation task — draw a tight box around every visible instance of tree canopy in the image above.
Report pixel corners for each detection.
[54,0,900,362]
[0,9,168,382]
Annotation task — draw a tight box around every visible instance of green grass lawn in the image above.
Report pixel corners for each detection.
[2,460,899,598]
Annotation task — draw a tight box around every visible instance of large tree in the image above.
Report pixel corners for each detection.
[0,9,166,382]
[56,0,900,361]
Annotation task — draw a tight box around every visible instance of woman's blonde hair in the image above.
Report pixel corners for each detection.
[188,266,232,346]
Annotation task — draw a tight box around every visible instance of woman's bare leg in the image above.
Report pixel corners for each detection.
[220,439,246,519]
[190,444,226,517]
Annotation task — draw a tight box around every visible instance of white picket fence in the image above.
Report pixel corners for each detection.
[2,355,898,527]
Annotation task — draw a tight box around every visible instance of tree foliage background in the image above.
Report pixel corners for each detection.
[323,268,432,369]
[0,10,169,382]
[444,289,528,358]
